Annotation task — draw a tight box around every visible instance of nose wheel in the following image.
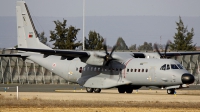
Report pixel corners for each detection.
[167,89,175,94]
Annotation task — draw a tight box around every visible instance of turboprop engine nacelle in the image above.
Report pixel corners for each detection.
[80,52,105,66]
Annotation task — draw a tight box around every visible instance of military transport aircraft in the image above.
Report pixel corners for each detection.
[1,1,198,94]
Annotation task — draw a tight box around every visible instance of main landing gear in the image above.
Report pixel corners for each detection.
[86,87,101,93]
[118,85,141,94]
[118,87,133,93]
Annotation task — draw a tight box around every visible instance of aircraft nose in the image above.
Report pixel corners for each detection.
[181,73,195,84]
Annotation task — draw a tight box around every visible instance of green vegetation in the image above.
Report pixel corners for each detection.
[44,16,196,51]
[85,31,104,50]
[38,31,48,46]
[49,19,82,49]
[129,44,137,50]
[170,17,196,51]
[115,37,129,50]
[138,42,153,51]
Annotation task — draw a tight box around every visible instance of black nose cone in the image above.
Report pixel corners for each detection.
[181,73,195,84]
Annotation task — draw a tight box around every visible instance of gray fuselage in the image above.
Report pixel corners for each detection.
[28,53,188,88]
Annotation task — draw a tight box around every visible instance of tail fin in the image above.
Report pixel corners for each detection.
[16,1,51,49]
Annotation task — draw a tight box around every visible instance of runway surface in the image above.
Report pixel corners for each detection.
[0,84,200,92]
[1,84,200,112]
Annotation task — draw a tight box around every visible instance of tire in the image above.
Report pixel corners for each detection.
[126,88,133,94]
[86,87,94,93]
[94,88,101,93]
[167,89,175,94]
[118,87,126,93]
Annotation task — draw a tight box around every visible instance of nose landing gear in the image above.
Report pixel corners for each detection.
[167,89,176,94]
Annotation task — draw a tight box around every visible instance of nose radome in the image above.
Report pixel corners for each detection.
[181,73,195,84]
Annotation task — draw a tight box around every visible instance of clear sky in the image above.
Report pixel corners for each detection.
[0,0,200,48]
[1,0,200,17]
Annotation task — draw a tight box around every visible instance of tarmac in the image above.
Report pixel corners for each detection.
[0,84,200,93]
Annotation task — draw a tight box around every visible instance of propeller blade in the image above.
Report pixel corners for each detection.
[94,39,119,66]
[164,40,171,57]
[154,43,162,57]
[110,45,116,56]
[103,38,108,55]
[103,44,108,55]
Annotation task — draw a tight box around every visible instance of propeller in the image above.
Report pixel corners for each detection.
[95,39,117,66]
[154,40,171,58]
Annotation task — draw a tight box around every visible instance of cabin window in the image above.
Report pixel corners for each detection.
[138,69,140,72]
[146,69,148,72]
[120,68,122,71]
[79,67,82,73]
[134,69,137,72]
[76,67,78,71]
[131,69,133,72]
[142,69,144,72]
[91,67,93,71]
[83,67,85,71]
[98,68,101,72]
[127,69,129,72]
[160,64,166,70]
[87,67,90,71]
[171,64,179,69]
[166,64,170,70]
[104,68,107,71]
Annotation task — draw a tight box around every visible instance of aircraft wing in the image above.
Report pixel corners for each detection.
[132,51,200,59]
[0,54,24,57]
[15,48,90,59]
[164,52,200,57]
[0,54,29,61]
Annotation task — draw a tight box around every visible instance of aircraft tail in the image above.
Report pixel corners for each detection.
[16,1,51,49]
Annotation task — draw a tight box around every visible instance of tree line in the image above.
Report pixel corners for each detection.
[38,17,196,51]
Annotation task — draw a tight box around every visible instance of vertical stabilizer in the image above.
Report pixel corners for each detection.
[16,1,51,49]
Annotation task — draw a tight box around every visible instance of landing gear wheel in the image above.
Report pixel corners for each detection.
[167,89,175,94]
[118,87,126,93]
[126,88,133,93]
[86,87,94,93]
[94,88,101,93]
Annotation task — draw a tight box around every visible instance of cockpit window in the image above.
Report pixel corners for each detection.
[177,64,183,69]
[160,64,166,70]
[171,64,179,69]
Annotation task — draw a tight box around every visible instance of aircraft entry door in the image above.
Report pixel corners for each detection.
[149,67,156,82]
[68,61,78,82]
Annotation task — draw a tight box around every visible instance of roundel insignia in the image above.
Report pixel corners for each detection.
[52,63,56,67]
